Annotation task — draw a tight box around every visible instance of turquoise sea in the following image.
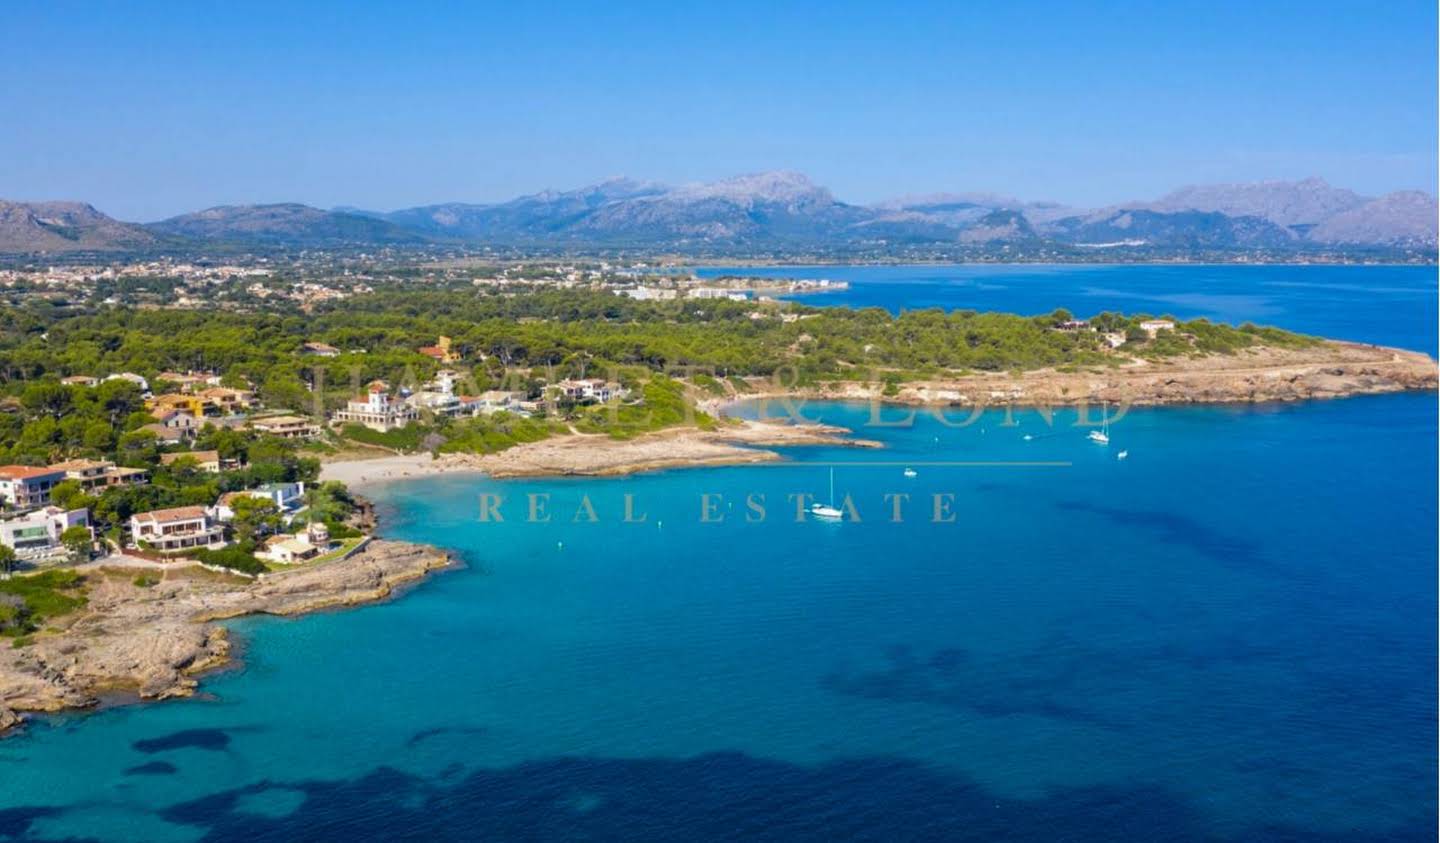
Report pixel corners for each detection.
[1,265,1435,841]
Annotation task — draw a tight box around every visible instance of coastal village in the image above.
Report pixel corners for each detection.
[0,346,650,574]
[0,255,847,313]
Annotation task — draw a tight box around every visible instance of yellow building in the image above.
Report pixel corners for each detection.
[147,393,210,418]
[418,335,460,363]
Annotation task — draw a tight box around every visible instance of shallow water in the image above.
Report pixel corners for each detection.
[0,265,1435,842]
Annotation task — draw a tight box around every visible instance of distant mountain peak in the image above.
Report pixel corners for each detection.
[147,202,423,246]
[670,171,833,205]
[1143,177,1367,227]
[0,199,158,252]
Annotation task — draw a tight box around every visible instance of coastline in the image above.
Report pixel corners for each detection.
[4,341,1432,737]
[316,341,1436,488]
[322,417,883,487]
[0,540,452,736]
[736,341,1437,409]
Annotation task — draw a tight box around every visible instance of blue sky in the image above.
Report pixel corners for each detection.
[3,1,1435,220]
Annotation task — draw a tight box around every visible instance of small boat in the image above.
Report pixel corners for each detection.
[1088,402,1111,444]
[1117,450,1128,460]
[903,467,918,478]
[1022,434,1033,441]
[811,467,844,521]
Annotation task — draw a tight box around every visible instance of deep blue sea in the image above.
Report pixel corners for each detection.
[697,263,1439,354]
[1,266,1435,842]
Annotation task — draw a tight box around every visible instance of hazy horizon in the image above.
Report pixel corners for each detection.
[4,1,1435,220]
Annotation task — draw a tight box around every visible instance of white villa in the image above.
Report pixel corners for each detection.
[213,482,306,522]
[407,370,469,418]
[103,372,151,394]
[0,507,90,560]
[130,506,227,553]
[475,389,529,415]
[257,534,320,564]
[554,378,628,404]
[333,383,419,432]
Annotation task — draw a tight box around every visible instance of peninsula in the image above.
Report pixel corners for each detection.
[0,540,450,733]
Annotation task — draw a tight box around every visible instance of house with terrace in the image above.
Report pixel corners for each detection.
[129,506,227,553]
[0,466,67,512]
[333,383,418,432]
[248,414,322,440]
[50,459,149,493]
[160,450,226,473]
[257,534,322,564]
[199,386,255,414]
[0,506,90,561]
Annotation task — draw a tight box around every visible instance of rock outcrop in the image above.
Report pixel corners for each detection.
[0,540,450,735]
[744,342,1436,409]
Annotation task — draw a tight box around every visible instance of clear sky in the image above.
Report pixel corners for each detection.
[3,0,1435,220]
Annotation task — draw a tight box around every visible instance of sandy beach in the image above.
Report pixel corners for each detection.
[319,452,481,487]
[321,418,880,486]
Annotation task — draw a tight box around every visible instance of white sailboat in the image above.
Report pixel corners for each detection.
[903,467,917,478]
[811,467,843,521]
[1117,450,1129,460]
[1088,402,1111,444]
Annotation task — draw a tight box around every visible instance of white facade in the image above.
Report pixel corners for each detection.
[103,372,150,393]
[620,287,677,301]
[555,379,628,404]
[0,507,90,560]
[129,506,227,553]
[688,287,750,302]
[258,535,320,564]
[333,386,419,432]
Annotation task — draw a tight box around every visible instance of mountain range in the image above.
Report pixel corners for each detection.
[1,173,1435,255]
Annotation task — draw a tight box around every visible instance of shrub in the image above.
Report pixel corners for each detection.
[188,547,267,575]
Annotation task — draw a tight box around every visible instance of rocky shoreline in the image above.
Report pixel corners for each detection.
[738,341,1437,408]
[0,540,451,736]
